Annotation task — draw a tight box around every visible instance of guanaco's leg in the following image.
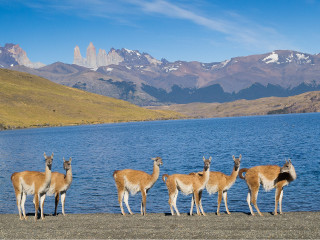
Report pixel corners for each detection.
[217,190,223,216]
[279,189,284,214]
[39,193,46,220]
[198,191,206,216]
[141,189,147,216]
[34,194,39,221]
[223,190,230,215]
[61,191,66,216]
[247,190,254,216]
[15,191,23,220]
[117,189,126,215]
[21,192,27,220]
[123,190,133,215]
[251,186,263,216]
[193,191,201,216]
[54,192,60,216]
[190,195,194,216]
[173,190,180,216]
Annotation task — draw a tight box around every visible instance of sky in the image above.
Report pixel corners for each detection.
[1,0,320,65]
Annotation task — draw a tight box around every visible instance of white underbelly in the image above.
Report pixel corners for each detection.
[124,177,140,195]
[206,184,218,195]
[176,179,193,195]
[21,179,35,195]
[259,173,275,192]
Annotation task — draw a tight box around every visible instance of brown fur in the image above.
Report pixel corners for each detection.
[239,160,297,216]
[47,157,72,216]
[202,155,241,216]
[113,157,163,216]
[11,152,54,221]
[163,157,212,216]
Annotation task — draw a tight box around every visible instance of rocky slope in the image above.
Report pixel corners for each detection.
[0,43,45,68]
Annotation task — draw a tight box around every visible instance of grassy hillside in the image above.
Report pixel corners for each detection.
[0,69,184,129]
[148,91,320,118]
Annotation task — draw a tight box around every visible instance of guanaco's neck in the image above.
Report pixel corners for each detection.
[229,165,240,182]
[202,167,210,183]
[151,162,160,183]
[45,164,52,184]
[288,165,297,181]
[65,167,73,185]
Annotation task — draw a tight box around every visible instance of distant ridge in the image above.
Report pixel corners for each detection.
[148,91,320,118]
[0,69,183,130]
[3,43,320,106]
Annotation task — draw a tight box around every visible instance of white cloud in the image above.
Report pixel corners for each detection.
[8,0,295,52]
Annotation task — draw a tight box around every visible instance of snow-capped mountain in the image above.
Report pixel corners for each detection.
[4,42,320,106]
[73,44,320,94]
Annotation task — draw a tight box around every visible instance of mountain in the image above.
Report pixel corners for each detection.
[3,42,320,106]
[0,69,183,130]
[147,91,320,118]
[74,44,320,92]
[0,43,45,68]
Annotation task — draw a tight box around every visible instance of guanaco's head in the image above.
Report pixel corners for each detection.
[232,154,242,170]
[202,156,212,171]
[44,152,54,170]
[63,157,72,171]
[280,159,294,173]
[152,157,163,167]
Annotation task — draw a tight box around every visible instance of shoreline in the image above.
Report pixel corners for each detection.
[1,211,320,239]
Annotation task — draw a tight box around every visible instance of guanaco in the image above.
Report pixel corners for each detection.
[11,152,54,221]
[162,157,212,216]
[47,157,72,216]
[191,154,241,216]
[239,159,297,216]
[113,157,163,215]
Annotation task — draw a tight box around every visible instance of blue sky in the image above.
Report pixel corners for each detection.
[1,0,320,65]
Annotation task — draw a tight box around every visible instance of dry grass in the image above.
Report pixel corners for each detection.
[0,69,184,129]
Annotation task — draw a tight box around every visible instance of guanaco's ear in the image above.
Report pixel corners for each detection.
[51,152,54,158]
[69,157,72,162]
[63,157,66,162]
[44,152,47,158]
[209,156,212,162]
[239,154,242,160]
[289,159,292,164]
[203,156,206,162]
[285,159,288,164]
[232,155,236,161]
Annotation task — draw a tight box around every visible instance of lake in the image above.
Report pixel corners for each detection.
[0,113,319,215]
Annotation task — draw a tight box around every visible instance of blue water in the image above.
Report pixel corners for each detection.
[0,113,319,215]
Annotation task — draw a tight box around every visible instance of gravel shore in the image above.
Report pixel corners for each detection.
[1,212,319,239]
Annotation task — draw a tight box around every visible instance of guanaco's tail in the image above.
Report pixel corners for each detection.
[239,168,248,179]
[162,174,169,182]
[113,170,119,179]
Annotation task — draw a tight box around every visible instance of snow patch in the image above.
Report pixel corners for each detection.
[263,52,279,64]
[296,53,311,63]
[106,67,113,71]
[145,54,161,65]
[163,65,179,72]
[221,59,230,67]
[124,48,141,56]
